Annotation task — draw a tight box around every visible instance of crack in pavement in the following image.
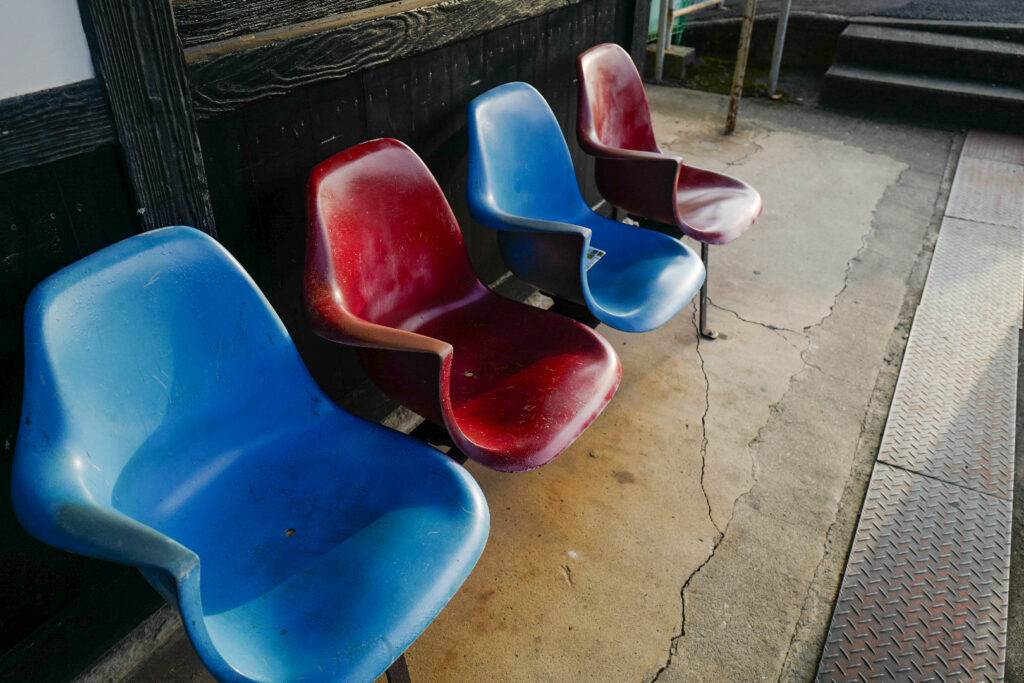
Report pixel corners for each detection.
[709,300,803,348]
[801,359,848,386]
[724,135,766,168]
[658,121,766,170]
[776,133,963,682]
[797,166,915,338]
[708,300,800,335]
[649,534,723,683]
[650,196,880,682]
[647,307,728,683]
[694,305,720,536]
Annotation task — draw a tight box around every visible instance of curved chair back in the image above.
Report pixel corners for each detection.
[15,226,492,681]
[308,139,483,332]
[577,42,660,154]
[12,227,323,558]
[468,82,592,225]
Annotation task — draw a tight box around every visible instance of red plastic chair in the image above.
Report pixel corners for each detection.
[577,42,763,338]
[306,138,621,472]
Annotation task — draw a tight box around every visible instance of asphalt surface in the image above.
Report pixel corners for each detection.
[709,0,1024,23]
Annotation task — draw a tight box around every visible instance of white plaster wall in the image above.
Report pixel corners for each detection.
[0,0,95,100]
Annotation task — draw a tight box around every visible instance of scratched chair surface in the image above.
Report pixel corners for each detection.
[306,138,621,472]
[468,81,705,333]
[13,226,489,682]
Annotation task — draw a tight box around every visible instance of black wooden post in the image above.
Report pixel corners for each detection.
[629,0,653,72]
[77,0,217,236]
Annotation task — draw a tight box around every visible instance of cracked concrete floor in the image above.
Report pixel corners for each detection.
[121,88,956,683]
[403,89,954,682]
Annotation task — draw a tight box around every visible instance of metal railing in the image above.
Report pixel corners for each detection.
[653,0,724,81]
[651,0,793,132]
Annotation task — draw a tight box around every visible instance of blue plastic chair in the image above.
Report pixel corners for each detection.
[11,226,489,682]
[467,82,706,333]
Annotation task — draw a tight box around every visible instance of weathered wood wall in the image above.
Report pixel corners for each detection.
[0,142,154,668]
[0,0,645,675]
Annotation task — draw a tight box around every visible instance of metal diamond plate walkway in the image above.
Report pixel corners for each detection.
[818,131,1024,681]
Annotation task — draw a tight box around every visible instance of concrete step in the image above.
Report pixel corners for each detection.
[644,44,696,82]
[835,24,1024,86]
[821,64,1024,130]
[851,17,1024,44]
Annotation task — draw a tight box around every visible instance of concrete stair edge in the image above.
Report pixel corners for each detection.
[834,24,1024,86]
[821,63,1024,129]
[850,16,1024,42]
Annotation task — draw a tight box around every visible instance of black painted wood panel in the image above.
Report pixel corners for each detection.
[0,145,139,663]
[570,0,598,200]
[79,0,216,234]
[629,0,651,69]
[410,45,456,159]
[517,13,549,88]
[0,80,115,176]
[442,34,491,281]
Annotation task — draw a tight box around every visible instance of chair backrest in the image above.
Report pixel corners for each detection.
[13,227,322,535]
[577,43,660,154]
[468,82,592,225]
[308,139,482,330]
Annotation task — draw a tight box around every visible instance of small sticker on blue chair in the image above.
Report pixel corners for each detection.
[585,247,606,271]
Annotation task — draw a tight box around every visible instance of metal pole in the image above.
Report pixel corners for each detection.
[699,243,717,339]
[725,0,758,134]
[767,0,792,97]
[655,0,672,81]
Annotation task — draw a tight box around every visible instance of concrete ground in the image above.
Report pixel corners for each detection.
[116,90,956,682]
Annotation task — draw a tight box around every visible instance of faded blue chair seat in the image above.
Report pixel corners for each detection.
[12,226,488,682]
[468,81,705,333]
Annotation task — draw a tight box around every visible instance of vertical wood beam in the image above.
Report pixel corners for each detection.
[78,0,216,236]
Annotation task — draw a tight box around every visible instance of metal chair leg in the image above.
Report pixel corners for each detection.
[699,243,718,340]
[385,654,412,683]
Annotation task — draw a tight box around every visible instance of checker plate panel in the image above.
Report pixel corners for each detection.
[877,218,1022,496]
[818,135,1024,681]
[946,156,1024,228]
[817,464,1011,683]
[961,130,1024,166]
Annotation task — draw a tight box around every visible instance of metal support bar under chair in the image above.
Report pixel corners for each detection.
[385,654,412,683]
[699,243,718,339]
[767,0,793,97]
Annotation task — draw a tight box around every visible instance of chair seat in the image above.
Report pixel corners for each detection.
[118,411,487,682]
[582,212,705,331]
[674,165,763,245]
[412,292,620,471]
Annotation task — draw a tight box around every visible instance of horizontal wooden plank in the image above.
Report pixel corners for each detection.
[0,80,115,176]
[671,0,721,19]
[186,0,585,118]
[171,0,393,47]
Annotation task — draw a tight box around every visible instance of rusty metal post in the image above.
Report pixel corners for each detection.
[699,243,717,339]
[725,0,758,134]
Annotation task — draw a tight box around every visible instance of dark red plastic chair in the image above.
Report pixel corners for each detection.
[577,42,764,338]
[306,138,621,472]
